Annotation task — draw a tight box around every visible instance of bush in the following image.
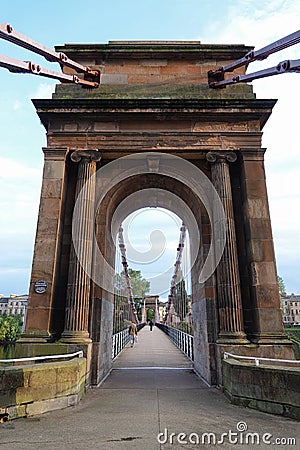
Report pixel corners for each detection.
[0,313,23,343]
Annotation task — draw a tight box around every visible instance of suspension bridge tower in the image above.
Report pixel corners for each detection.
[17,39,295,386]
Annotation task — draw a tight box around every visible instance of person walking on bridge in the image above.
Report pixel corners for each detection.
[128,322,138,347]
[149,320,154,331]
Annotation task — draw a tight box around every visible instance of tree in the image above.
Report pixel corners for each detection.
[278,276,286,295]
[114,269,150,323]
[173,278,189,321]
[128,269,150,299]
[147,308,155,321]
[0,314,23,343]
[114,269,150,299]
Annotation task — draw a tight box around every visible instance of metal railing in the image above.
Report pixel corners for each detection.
[112,328,130,359]
[112,323,146,360]
[0,350,83,365]
[156,323,194,361]
[224,352,300,367]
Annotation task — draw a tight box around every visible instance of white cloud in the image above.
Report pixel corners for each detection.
[203,0,300,47]
[13,100,22,110]
[200,1,300,293]
[31,82,56,99]
[0,157,41,233]
[0,157,42,294]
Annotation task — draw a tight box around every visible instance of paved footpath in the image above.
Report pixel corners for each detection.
[0,326,299,450]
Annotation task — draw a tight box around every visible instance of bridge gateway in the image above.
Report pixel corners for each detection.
[19,40,295,386]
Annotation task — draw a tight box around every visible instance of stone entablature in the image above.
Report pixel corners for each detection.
[33,98,276,162]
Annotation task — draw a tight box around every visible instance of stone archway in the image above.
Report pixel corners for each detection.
[19,40,295,387]
[141,296,160,323]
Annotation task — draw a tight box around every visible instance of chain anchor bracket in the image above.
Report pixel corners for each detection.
[0,22,100,87]
[208,29,300,88]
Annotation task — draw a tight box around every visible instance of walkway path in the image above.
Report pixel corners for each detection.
[113,323,192,368]
[0,326,299,449]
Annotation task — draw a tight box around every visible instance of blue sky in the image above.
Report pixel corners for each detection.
[0,0,299,295]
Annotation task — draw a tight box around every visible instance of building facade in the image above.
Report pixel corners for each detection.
[281,294,300,326]
[0,294,28,329]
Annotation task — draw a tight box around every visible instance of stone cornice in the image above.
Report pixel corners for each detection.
[33,98,277,130]
[33,98,277,110]
[54,42,253,61]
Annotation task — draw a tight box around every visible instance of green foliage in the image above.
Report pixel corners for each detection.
[134,298,143,321]
[173,322,193,335]
[113,269,150,331]
[0,313,23,343]
[278,276,286,295]
[284,327,300,344]
[115,269,150,299]
[173,278,189,318]
[128,269,150,299]
[147,308,155,321]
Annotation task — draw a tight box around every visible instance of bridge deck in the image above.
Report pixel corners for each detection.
[113,324,192,369]
[0,326,299,449]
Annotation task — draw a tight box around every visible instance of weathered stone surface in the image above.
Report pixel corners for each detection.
[0,358,86,417]
[223,359,300,420]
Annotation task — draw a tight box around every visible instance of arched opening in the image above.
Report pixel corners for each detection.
[89,168,218,386]
[113,206,192,327]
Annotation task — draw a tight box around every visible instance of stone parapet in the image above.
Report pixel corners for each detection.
[0,358,86,419]
[223,359,300,420]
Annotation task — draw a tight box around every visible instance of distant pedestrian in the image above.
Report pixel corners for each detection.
[128,322,138,347]
[149,320,154,331]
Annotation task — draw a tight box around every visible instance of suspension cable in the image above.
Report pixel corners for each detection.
[164,222,186,323]
[117,226,139,324]
[208,29,300,88]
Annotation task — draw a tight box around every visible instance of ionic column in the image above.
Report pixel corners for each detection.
[61,150,101,343]
[206,151,248,343]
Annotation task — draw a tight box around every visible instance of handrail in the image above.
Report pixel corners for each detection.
[224,352,300,367]
[0,350,83,364]
[156,323,194,361]
[112,328,130,359]
[112,323,146,359]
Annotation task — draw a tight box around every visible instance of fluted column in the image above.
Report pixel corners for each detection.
[206,151,248,343]
[61,150,101,343]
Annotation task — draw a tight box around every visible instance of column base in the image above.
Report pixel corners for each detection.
[250,332,292,345]
[18,330,51,343]
[217,331,249,345]
[60,330,92,344]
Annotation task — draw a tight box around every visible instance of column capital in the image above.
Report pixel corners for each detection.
[206,151,237,164]
[71,149,102,163]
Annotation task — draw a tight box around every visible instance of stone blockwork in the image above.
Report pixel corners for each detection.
[0,358,86,419]
[223,359,300,420]
[53,41,255,100]
[21,148,68,342]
